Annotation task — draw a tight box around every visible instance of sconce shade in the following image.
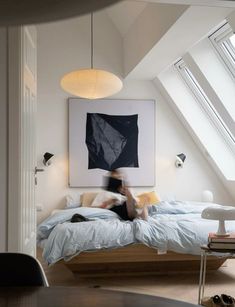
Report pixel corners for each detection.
[175,153,186,168]
[43,152,54,166]
[0,0,121,26]
[177,153,186,163]
[61,69,123,99]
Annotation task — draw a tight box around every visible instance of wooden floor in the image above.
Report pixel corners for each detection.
[38,250,235,305]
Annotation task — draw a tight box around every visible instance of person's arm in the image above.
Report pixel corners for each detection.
[138,206,148,220]
[100,198,117,208]
[119,186,137,220]
[120,186,149,220]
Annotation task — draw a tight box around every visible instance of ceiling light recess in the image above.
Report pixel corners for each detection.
[60,13,123,100]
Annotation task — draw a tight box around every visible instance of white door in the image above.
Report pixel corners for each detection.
[8,26,37,256]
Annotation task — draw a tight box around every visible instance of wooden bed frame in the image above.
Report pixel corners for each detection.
[62,244,227,277]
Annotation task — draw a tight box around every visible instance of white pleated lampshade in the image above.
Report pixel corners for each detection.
[60,68,123,99]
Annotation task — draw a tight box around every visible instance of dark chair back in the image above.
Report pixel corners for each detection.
[0,253,49,287]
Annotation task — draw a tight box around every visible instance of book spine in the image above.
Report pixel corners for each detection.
[208,233,235,243]
[208,238,235,243]
[208,243,235,249]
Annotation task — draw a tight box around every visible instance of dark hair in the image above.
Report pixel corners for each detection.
[70,213,89,223]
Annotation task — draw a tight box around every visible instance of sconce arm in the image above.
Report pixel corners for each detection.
[35,167,45,174]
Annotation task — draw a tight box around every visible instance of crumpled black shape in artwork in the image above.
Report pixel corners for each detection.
[86,113,139,171]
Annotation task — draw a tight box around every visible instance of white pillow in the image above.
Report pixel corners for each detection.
[91,191,126,209]
[65,194,82,208]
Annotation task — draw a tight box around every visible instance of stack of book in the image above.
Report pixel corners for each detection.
[208,232,235,250]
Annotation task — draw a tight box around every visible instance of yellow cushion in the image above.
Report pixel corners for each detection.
[135,191,160,209]
[81,192,98,207]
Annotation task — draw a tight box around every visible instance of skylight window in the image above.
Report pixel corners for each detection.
[176,59,235,149]
[209,22,235,79]
[229,34,235,49]
[158,63,235,180]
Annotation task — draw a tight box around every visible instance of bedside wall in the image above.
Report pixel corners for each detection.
[36,16,233,223]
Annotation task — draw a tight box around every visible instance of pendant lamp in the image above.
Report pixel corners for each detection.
[60,13,123,99]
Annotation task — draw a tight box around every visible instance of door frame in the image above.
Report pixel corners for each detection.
[8,26,22,251]
[0,28,8,251]
[8,26,37,254]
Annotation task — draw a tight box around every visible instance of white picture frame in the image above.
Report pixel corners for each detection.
[69,98,155,187]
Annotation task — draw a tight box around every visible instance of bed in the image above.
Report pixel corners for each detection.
[37,201,235,276]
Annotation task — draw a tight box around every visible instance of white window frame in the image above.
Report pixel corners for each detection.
[175,59,235,150]
[209,22,235,80]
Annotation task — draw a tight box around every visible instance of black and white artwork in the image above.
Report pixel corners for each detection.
[86,113,139,171]
[69,99,155,187]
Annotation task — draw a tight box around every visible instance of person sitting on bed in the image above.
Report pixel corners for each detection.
[101,170,148,221]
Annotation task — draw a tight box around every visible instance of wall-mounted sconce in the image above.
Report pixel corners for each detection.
[35,152,54,185]
[43,152,54,166]
[175,153,186,168]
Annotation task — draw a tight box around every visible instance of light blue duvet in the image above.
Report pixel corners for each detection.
[135,201,235,255]
[37,201,235,264]
[37,207,134,264]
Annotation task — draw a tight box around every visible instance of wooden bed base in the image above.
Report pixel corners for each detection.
[62,244,227,277]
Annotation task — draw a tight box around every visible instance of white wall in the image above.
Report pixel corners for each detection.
[36,16,233,223]
[0,28,7,251]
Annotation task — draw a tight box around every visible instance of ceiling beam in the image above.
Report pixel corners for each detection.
[135,0,235,8]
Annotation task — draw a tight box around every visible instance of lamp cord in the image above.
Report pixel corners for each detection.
[91,12,93,69]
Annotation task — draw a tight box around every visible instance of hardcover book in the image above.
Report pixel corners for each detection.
[208,242,235,250]
[208,232,235,243]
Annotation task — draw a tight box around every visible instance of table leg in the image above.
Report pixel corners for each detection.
[198,250,205,304]
[198,250,208,304]
[202,251,207,300]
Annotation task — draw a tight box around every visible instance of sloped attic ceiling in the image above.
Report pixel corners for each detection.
[106,1,189,77]
[106,1,148,37]
[104,1,235,79]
